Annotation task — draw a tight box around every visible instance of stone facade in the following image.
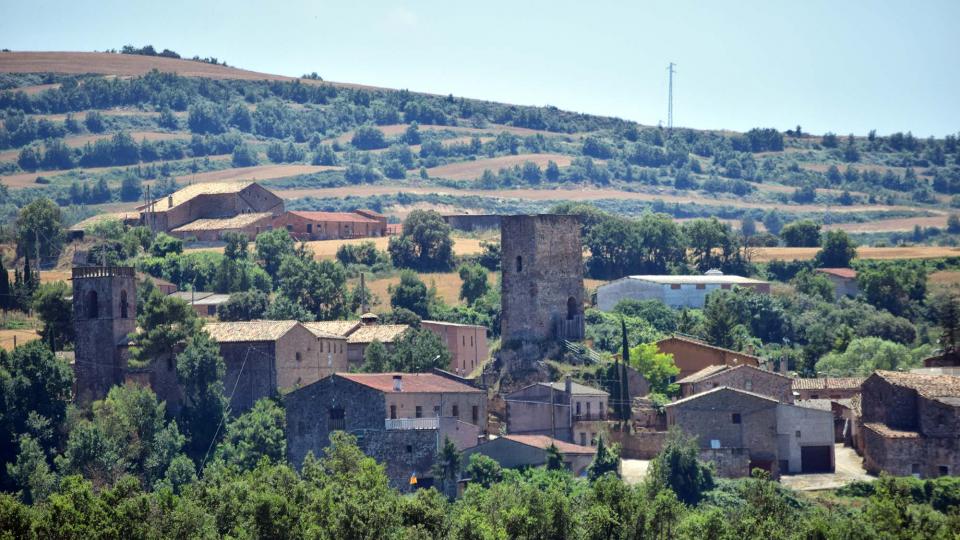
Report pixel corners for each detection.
[463,434,596,477]
[679,364,793,402]
[500,215,584,344]
[815,268,859,299]
[505,380,608,444]
[72,266,137,404]
[421,320,488,377]
[656,336,760,380]
[140,182,284,233]
[792,377,864,401]
[273,210,387,240]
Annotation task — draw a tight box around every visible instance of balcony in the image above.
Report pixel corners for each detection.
[329,418,346,431]
[573,413,606,422]
[385,417,439,430]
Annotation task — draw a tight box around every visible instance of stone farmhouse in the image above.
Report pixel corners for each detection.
[678,364,794,403]
[596,270,770,311]
[504,378,609,447]
[285,372,486,489]
[420,320,488,377]
[305,316,410,369]
[792,377,865,401]
[858,371,960,478]
[665,386,835,478]
[273,209,388,240]
[655,335,761,380]
[139,181,284,236]
[463,434,596,477]
[815,268,859,299]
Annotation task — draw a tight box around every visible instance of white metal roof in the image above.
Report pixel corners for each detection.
[612,275,768,285]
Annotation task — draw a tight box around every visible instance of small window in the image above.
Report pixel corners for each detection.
[119,290,129,318]
[567,297,578,320]
[938,465,949,476]
[286,225,293,231]
[390,405,397,419]
[586,402,591,416]
[208,305,216,316]
[911,463,921,477]
[590,433,597,446]
[580,432,586,446]
[670,284,681,290]
[515,255,523,272]
[811,394,819,399]
[406,444,413,453]
[576,401,581,415]
[295,352,302,362]
[433,405,440,415]
[452,405,459,418]
[167,356,174,371]
[415,406,422,418]
[732,413,741,424]
[307,224,313,234]
[86,290,99,319]
[462,336,465,346]
[795,430,801,438]
[470,335,474,346]
[745,381,753,391]
[472,405,479,423]
[696,284,706,290]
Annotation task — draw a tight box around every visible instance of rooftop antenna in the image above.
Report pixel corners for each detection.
[667,62,676,130]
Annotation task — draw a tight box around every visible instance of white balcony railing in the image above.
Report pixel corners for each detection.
[385,417,439,430]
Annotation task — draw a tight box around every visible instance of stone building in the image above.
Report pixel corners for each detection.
[421,320,488,376]
[792,377,864,401]
[815,268,859,299]
[285,372,486,488]
[463,434,597,477]
[273,209,388,240]
[656,335,760,380]
[72,266,137,404]
[500,214,585,344]
[305,315,411,368]
[138,181,284,234]
[596,270,770,311]
[858,371,960,478]
[443,214,503,232]
[204,320,348,412]
[505,378,609,446]
[167,291,231,318]
[170,212,275,241]
[678,364,794,403]
[665,386,835,477]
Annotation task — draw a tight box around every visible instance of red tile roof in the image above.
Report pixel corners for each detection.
[816,268,858,279]
[501,434,596,455]
[863,422,921,439]
[792,377,865,391]
[288,210,380,224]
[874,370,960,399]
[337,373,483,394]
[657,335,761,362]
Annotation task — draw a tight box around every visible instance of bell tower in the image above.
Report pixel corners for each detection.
[72,266,137,404]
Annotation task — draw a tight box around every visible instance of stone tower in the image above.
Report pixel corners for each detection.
[72,266,137,404]
[500,215,585,344]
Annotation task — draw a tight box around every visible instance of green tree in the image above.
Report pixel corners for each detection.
[815,337,921,376]
[6,435,57,504]
[360,339,391,372]
[792,268,834,302]
[16,198,64,261]
[231,143,258,167]
[264,295,316,322]
[215,398,286,469]
[815,230,857,268]
[627,342,679,395]
[130,280,200,366]
[388,328,451,372]
[647,428,714,505]
[277,253,349,320]
[458,263,489,305]
[149,233,183,257]
[464,453,502,487]
[216,290,269,321]
[32,281,74,350]
[587,434,620,480]
[387,210,455,271]
[255,228,296,280]
[780,220,822,247]
[858,262,927,317]
[702,290,741,349]
[545,444,565,471]
[431,437,461,499]
[119,174,142,202]
[930,289,960,355]
[351,125,388,150]
[176,331,227,461]
[0,256,10,311]
[390,270,430,317]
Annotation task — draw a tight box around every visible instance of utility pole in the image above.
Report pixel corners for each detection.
[667,62,676,130]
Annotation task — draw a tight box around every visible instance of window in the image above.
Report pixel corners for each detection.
[580,433,586,446]
[86,290,99,319]
[286,225,293,231]
[938,465,949,476]
[745,380,753,391]
[732,413,741,424]
[462,336,465,346]
[470,335,474,346]
[472,405,479,423]
[119,290,128,318]
[415,406,423,418]
[590,433,597,446]
[567,297,578,320]
[167,356,174,371]
[406,445,413,453]
[516,255,523,272]
[795,430,801,438]
[911,463,921,477]
[295,352,302,362]
[811,394,819,399]
[307,224,313,234]
[696,284,706,290]
[670,284,681,290]
[576,401,581,415]
[433,405,440,415]
[329,407,345,431]
[208,305,216,316]
[390,405,397,419]
[452,405,459,418]
[586,402,591,416]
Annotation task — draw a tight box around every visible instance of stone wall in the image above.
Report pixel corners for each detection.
[861,375,919,430]
[609,430,667,459]
[274,325,345,390]
[220,341,278,413]
[657,338,759,379]
[918,396,960,438]
[421,321,488,377]
[700,448,751,478]
[685,366,793,403]
[500,215,584,344]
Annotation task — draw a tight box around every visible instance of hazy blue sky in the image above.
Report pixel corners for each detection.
[2,0,958,136]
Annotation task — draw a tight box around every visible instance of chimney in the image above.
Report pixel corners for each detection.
[564,374,572,395]
[393,375,402,392]
[167,195,173,208]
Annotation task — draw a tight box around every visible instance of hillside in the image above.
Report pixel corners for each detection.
[1,50,958,245]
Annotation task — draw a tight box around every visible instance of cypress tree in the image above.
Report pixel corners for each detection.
[620,318,631,423]
[0,256,9,311]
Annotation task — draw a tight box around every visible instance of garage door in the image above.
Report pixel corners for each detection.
[801,446,833,473]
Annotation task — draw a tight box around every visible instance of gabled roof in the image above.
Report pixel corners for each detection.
[170,212,273,232]
[873,370,960,399]
[303,320,362,338]
[816,268,857,279]
[657,335,761,362]
[794,399,833,411]
[346,324,410,344]
[863,422,920,439]
[540,381,609,397]
[204,320,300,343]
[792,377,865,391]
[608,274,767,285]
[337,373,482,394]
[287,210,381,224]
[677,364,791,385]
[664,385,780,408]
[168,291,215,302]
[500,434,596,455]
[138,181,256,211]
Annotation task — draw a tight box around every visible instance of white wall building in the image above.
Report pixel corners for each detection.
[596,270,771,310]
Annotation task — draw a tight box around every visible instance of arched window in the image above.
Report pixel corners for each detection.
[86,290,99,319]
[119,290,129,319]
[567,296,578,320]
[516,255,523,272]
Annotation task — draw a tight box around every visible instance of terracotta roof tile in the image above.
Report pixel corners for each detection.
[139,181,256,211]
[346,324,410,344]
[288,210,380,224]
[303,321,361,337]
[664,385,780,408]
[863,422,921,439]
[171,212,273,232]
[338,372,482,394]
[204,320,299,342]
[792,377,865,391]
[816,268,858,279]
[677,364,731,384]
[501,434,597,455]
[539,381,609,396]
[874,370,960,399]
[657,335,761,362]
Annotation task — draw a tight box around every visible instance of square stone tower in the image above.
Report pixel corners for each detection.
[72,266,137,404]
[500,215,585,344]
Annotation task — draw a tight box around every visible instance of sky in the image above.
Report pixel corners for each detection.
[1,0,958,136]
